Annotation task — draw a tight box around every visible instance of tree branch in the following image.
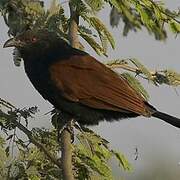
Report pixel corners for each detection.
[11,118,61,169]
[68,1,79,48]
[61,123,74,180]
[59,1,80,180]
[0,98,61,169]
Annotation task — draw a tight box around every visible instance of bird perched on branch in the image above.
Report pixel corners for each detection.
[3,29,180,127]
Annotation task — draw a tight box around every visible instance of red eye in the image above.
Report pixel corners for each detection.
[31,37,37,42]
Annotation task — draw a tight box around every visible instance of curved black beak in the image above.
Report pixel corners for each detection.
[3,38,19,48]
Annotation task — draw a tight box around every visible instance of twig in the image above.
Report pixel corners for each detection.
[0,99,61,168]
[107,63,139,73]
[140,0,180,24]
[11,118,61,169]
[148,0,180,24]
[106,63,155,80]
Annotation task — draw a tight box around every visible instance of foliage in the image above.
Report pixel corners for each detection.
[106,58,180,87]
[1,0,179,62]
[121,72,150,101]
[84,0,104,12]
[108,0,180,39]
[73,127,132,179]
[0,98,131,179]
[0,0,115,57]
[0,0,180,179]
[0,136,8,179]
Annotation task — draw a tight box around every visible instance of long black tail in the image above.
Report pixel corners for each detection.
[152,111,180,128]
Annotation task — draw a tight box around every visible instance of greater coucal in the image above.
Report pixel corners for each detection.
[3,29,180,127]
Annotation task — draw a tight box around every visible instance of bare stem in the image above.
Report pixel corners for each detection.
[61,126,74,180]
[68,1,79,48]
[60,1,80,180]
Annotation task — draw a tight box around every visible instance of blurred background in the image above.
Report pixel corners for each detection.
[0,0,180,179]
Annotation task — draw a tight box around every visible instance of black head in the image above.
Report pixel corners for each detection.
[3,29,68,58]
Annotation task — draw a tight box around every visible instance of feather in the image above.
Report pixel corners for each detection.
[50,55,151,116]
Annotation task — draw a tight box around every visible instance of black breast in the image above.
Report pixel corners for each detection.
[22,46,75,107]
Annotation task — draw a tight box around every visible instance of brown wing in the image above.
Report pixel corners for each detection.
[49,55,150,116]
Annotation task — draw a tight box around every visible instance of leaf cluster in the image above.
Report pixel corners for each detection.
[106,58,180,100]
[108,0,180,40]
[3,146,61,180]
[0,0,115,58]
[0,99,132,179]
[73,127,132,179]
[0,101,61,179]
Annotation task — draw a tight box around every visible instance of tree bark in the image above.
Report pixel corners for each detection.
[60,1,80,180]
[68,1,79,48]
[61,127,74,180]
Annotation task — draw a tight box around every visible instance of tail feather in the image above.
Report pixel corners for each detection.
[152,111,180,128]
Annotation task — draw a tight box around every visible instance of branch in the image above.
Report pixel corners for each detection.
[0,99,61,168]
[68,0,79,48]
[59,1,80,180]
[10,118,61,169]
[106,63,155,80]
[107,63,139,73]
[61,122,74,180]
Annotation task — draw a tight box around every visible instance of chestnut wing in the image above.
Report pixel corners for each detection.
[49,55,150,116]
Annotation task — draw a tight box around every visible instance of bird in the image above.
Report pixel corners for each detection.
[3,29,180,127]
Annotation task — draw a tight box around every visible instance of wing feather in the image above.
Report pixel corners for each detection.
[49,55,150,116]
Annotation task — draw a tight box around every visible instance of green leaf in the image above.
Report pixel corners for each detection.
[164,69,180,86]
[80,32,106,55]
[136,4,150,27]
[84,0,104,12]
[121,72,150,100]
[77,146,113,179]
[48,0,60,16]
[0,136,5,147]
[112,150,132,171]
[169,20,180,34]
[0,145,8,173]
[89,16,115,49]
[129,58,154,82]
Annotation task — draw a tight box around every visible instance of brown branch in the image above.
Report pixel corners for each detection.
[68,1,79,48]
[59,1,80,180]
[61,124,74,180]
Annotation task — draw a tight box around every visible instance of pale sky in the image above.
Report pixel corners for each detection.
[0,1,180,179]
